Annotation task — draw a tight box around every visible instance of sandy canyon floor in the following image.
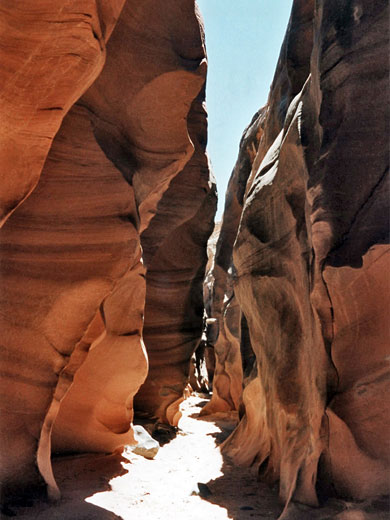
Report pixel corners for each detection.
[5,395,389,520]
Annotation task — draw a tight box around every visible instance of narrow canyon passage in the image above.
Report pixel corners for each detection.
[8,394,275,520]
[8,394,389,520]
[0,1,388,519]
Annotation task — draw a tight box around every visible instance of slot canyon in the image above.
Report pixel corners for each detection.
[0,1,389,519]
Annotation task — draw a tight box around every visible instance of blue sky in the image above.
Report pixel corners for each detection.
[196,0,293,218]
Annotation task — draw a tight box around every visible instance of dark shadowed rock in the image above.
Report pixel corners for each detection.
[215,0,389,513]
[201,109,266,416]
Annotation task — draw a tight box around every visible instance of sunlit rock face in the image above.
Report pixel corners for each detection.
[0,0,214,502]
[219,0,389,510]
[0,0,126,228]
[135,88,217,424]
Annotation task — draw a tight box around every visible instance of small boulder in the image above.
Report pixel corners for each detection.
[127,425,159,460]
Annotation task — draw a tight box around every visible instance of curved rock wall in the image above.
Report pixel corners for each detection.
[217,0,389,511]
[0,0,214,502]
[135,87,217,423]
[201,109,265,416]
[0,0,125,227]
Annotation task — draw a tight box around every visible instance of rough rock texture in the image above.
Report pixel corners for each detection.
[200,110,265,416]
[217,0,389,513]
[200,273,243,416]
[0,0,215,502]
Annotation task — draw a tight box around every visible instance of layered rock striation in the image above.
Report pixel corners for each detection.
[212,0,389,512]
[0,0,215,502]
[135,87,217,424]
[200,109,265,416]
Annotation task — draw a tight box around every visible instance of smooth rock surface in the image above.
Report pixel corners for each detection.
[0,0,126,227]
[0,0,213,502]
[216,0,389,513]
[135,83,217,424]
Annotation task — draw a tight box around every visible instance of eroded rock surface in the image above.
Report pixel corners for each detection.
[134,86,217,425]
[0,0,126,227]
[215,0,389,512]
[0,0,214,502]
[200,109,265,416]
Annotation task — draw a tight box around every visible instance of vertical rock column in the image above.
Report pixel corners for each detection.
[224,0,325,508]
[200,109,265,416]
[0,102,143,499]
[308,0,390,498]
[131,3,217,426]
[53,0,211,448]
[136,89,217,425]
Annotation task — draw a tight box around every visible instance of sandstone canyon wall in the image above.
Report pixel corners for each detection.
[208,0,389,512]
[200,109,265,416]
[134,87,216,425]
[0,0,215,502]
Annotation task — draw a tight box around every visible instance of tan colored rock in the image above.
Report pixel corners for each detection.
[127,425,160,460]
[0,103,143,500]
[200,110,265,416]
[131,5,217,423]
[220,0,389,512]
[200,272,243,416]
[230,83,326,509]
[53,0,211,441]
[135,119,217,423]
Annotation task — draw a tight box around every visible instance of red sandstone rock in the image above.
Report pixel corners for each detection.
[0,103,143,500]
[0,1,126,228]
[0,0,213,502]
[132,10,217,425]
[135,173,216,425]
[200,280,243,416]
[53,0,212,439]
[219,0,389,513]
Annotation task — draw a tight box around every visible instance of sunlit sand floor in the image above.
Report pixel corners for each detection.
[10,395,389,520]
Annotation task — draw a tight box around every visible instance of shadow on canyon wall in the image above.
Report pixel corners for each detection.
[2,453,127,520]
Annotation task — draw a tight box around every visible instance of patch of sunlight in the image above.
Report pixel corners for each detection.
[85,395,232,519]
